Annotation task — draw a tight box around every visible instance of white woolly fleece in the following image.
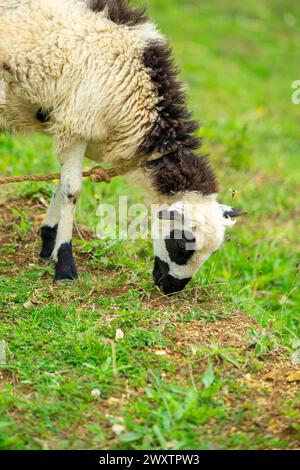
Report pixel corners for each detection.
[0,0,161,157]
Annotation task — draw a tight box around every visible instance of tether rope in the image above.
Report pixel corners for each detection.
[0,164,134,185]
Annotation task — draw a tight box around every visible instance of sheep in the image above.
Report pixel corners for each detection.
[0,0,245,293]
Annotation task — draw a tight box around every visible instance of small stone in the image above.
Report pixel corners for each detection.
[107,397,119,405]
[91,388,101,399]
[112,424,125,435]
[23,300,33,310]
[155,350,167,356]
[115,329,124,340]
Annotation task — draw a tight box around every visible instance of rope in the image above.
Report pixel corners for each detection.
[0,164,132,185]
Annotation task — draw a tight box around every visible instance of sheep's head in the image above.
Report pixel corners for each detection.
[152,194,245,294]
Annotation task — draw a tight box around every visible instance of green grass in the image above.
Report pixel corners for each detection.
[0,0,299,450]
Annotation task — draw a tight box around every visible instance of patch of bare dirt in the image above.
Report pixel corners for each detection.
[168,311,258,348]
[227,356,300,449]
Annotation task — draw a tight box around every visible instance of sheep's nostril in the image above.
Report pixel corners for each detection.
[154,274,164,288]
[153,270,162,287]
[153,256,170,286]
[161,275,192,295]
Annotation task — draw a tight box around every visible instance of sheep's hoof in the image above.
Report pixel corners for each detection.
[55,277,77,284]
[55,267,78,282]
[55,242,78,282]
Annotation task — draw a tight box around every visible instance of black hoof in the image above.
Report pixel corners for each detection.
[55,242,78,281]
[40,225,58,260]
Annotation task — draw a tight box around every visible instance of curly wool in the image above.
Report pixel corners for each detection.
[146,151,219,196]
[140,41,201,158]
[89,0,147,26]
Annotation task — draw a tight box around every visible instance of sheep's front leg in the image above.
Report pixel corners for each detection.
[40,181,61,260]
[53,142,87,281]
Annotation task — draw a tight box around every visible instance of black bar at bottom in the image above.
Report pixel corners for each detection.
[0,450,298,468]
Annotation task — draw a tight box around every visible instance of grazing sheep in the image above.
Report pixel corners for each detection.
[0,0,244,293]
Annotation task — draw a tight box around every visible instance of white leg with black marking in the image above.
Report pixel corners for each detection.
[40,181,61,260]
[53,142,87,281]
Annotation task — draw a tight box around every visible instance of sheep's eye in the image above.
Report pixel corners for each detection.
[176,239,186,251]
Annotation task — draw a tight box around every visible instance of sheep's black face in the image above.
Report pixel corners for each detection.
[153,229,195,294]
[153,256,192,295]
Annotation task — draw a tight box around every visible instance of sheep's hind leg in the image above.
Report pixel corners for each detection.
[53,142,86,282]
[40,182,61,260]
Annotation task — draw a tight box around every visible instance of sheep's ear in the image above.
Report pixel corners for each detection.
[220,205,247,227]
[157,209,183,221]
[220,205,247,220]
